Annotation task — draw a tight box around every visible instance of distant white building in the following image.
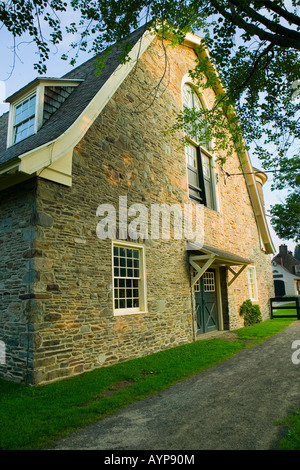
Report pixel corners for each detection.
[272,245,300,297]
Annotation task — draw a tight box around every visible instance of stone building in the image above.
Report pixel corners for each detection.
[0,26,274,385]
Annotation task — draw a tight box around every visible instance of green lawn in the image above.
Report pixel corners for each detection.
[272,309,298,317]
[278,410,300,450]
[0,318,296,450]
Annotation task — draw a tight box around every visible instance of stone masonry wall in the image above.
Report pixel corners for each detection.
[0,179,37,383]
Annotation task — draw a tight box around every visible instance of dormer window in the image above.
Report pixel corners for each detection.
[13,93,36,144]
[6,78,83,148]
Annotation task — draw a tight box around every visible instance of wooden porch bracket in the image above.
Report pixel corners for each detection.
[228,264,247,286]
[189,254,216,288]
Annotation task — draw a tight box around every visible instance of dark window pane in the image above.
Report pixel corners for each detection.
[119,288,125,298]
[126,288,133,298]
[120,268,126,277]
[120,247,126,257]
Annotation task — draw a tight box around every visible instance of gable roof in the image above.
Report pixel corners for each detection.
[0,24,148,168]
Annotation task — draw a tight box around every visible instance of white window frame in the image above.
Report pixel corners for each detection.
[247,266,258,301]
[112,240,147,316]
[203,271,216,292]
[7,89,39,147]
[6,79,83,148]
[182,82,218,212]
[182,83,212,152]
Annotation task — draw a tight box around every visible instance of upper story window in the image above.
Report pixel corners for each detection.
[202,153,214,210]
[183,84,211,151]
[13,94,36,144]
[6,78,83,147]
[183,83,216,211]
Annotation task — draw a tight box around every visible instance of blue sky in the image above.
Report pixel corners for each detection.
[0,21,296,255]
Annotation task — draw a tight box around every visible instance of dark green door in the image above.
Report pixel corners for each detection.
[195,269,218,334]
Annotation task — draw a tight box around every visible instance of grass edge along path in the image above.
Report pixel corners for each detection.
[0,318,295,450]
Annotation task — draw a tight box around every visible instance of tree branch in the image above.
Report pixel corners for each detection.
[235,43,274,96]
[229,0,300,42]
[260,0,300,28]
[210,0,300,50]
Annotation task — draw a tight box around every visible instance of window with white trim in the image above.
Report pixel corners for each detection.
[203,271,215,292]
[6,78,83,148]
[247,267,258,301]
[183,84,211,150]
[13,94,36,144]
[182,83,216,210]
[192,269,216,292]
[113,242,146,315]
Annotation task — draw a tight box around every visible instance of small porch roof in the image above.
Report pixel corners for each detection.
[186,242,253,266]
[186,242,253,288]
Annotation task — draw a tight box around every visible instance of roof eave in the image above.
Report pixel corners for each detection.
[5,78,84,103]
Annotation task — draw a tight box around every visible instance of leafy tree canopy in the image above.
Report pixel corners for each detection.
[1,0,299,241]
[270,192,300,242]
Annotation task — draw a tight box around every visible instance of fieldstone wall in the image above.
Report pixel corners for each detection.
[0,37,274,384]
[0,179,37,383]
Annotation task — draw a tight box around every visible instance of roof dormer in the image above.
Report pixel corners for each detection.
[5,78,83,147]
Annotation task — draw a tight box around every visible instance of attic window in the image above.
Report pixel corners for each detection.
[13,93,36,144]
[6,78,83,148]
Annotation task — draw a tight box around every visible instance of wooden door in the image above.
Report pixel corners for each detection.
[195,269,218,334]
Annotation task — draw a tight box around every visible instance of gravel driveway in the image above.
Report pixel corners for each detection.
[52,321,300,450]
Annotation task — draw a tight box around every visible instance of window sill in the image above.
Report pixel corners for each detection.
[114,309,148,316]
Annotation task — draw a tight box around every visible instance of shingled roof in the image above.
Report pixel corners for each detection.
[0,24,148,168]
[273,245,300,274]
